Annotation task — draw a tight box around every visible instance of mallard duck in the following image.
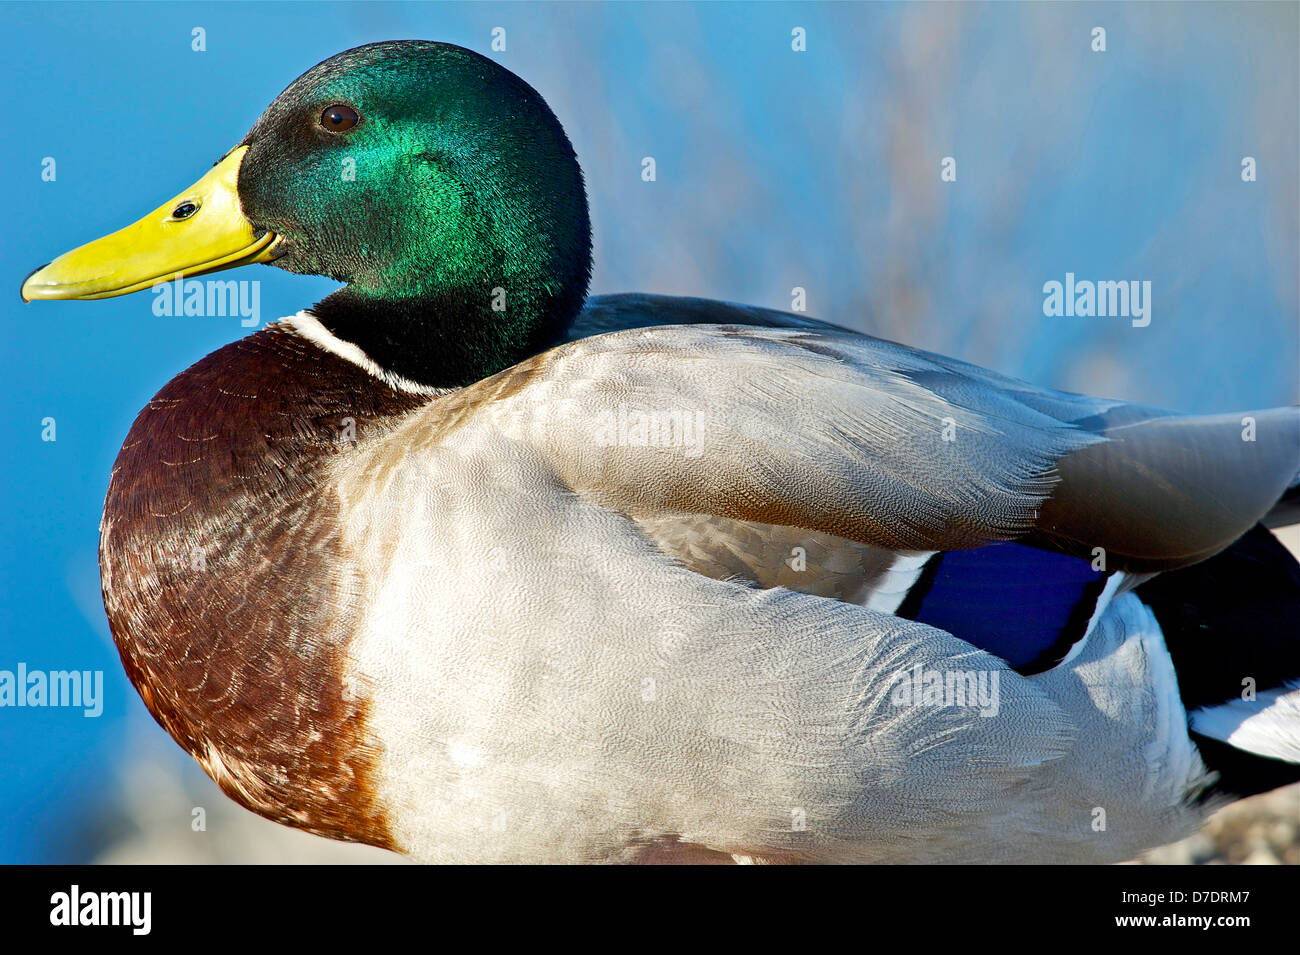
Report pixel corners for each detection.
[21,40,1300,864]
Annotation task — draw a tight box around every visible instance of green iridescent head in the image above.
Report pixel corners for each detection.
[239,40,593,385]
[21,40,590,387]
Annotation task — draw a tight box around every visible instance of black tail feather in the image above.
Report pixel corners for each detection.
[1138,524,1300,802]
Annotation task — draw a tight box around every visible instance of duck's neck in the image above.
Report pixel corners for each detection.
[310,282,583,390]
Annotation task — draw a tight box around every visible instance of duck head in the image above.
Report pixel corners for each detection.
[21,40,593,387]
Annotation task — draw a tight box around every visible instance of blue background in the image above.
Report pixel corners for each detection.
[1,1,1296,862]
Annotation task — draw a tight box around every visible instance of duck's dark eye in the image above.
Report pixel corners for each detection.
[321,104,360,133]
[171,201,199,220]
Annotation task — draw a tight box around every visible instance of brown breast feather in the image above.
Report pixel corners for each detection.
[100,324,426,850]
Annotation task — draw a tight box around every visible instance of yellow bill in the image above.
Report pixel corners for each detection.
[21,145,279,302]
